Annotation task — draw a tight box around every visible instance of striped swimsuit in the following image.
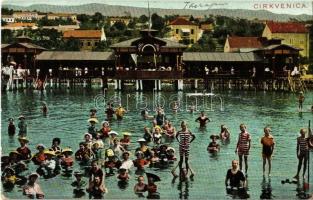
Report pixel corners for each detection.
[237,132,251,156]
[177,130,192,157]
[298,137,309,156]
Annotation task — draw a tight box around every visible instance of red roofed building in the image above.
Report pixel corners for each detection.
[63,30,105,51]
[224,36,265,52]
[169,17,202,46]
[262,21,309,57]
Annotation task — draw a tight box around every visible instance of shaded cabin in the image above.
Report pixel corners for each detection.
[183,52,263,79]
[254,44,302,77]
[1,36,46,74]
[35,51,115,79]
[110,29,187,80]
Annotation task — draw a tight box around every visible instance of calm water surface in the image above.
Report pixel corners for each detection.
[1,88,313,199]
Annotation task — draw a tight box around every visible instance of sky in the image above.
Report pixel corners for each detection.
[1,0,313,15]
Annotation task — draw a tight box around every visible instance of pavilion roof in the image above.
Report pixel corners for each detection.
[36,51,114,61]
[111,37,187,48]
[183,52,262,62]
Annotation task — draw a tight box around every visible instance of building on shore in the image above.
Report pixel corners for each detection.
[224,36,265,53]
[107,17,131,26]
[41,24,80,32]
[169,17,202,46]
[63,29,106,51]
[13,11,38,21]
[1,22,38,31]
[46,13,77,22]
[262,21,309,58]
[2,15,15,23]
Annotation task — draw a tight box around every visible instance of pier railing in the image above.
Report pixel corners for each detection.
[115,70,184,80]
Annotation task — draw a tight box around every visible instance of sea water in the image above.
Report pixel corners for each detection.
[1,88,313,199]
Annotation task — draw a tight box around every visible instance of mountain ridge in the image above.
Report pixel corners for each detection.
[2,3,312,21]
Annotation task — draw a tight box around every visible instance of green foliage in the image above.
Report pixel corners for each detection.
[151,13,164,31]
[58,38,80,51]
[138,15,148,23]
[92,12,104,23]
[164,15,179,23]
[186,32,216,52]
[37,16,76,26]
[113,21,127,31]
[77,14,89,23]
[1,29,14,43]
[127,20,136,29]
[1,20,8,26]
[92,40,112,51]
[1,8,14,15]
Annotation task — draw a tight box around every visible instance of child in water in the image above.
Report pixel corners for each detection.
[42,102,48,115]
[8,118,15,135]
[207,135,220,154]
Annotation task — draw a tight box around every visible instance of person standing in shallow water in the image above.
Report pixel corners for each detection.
[225,160,246,188]
[260,127,275,177]
[176,121,196,177]
[294,128,309,179]
[298,91,305,112]
[235,124,251,176]
[42,102,48,115]
[195,111,210,128]
[8,118,16,136]
[18,115,27,137]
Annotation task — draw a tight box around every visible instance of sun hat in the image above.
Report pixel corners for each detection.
[88,118,99,123]
[4,167,15,174]
[18,115,25,120]
[102,121,109,126]
[43,150,56,156]
[36,144,46,149]
[135,151,144,156]
[137,138,146,143]
[166,147,175,153]
[18,137,29,143]
[9,151,21,156]
[109,131,118,136]
[62,148,73,155]
[122,132,131,136]
[84,133,92,139]
[106,149,114,157]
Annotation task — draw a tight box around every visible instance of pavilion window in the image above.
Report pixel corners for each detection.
[87,42,91,46]
[191,29,194,34]
[176,29,179,34]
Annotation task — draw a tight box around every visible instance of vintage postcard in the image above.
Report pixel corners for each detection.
[1,0,312,199]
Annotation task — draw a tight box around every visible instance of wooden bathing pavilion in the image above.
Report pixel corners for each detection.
[1,30,309,92]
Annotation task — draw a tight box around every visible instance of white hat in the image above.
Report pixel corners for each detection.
[108,131,118,135]
[102,121,109,126]
[137,138,146,142]
[84,133,92,139]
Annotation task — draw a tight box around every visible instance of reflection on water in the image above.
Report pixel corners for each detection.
[261,176,273,199]
[1,89,313,199]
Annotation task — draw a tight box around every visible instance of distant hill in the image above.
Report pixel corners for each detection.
[2,3,312,21]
